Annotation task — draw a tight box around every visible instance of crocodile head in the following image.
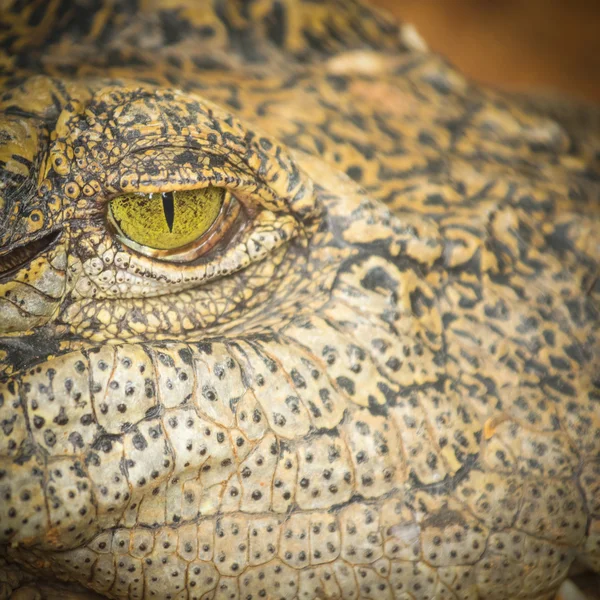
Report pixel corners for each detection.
[0,1,599,598]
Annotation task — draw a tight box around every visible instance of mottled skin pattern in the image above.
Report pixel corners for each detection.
[0,1,599,599]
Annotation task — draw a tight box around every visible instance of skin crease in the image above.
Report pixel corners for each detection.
[0,0,599,598]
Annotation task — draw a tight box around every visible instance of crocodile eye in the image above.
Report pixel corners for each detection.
[108,187,239,261]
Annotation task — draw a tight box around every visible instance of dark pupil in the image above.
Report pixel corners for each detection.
[161,192,175,232]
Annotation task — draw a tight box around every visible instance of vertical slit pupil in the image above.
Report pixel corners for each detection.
[162,191,175,232]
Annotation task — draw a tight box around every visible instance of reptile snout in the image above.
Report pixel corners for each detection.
[0,229,69,336]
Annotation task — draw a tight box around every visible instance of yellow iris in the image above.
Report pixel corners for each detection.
[108,187,224,251]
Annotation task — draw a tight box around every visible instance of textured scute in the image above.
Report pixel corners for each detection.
[0,0,599,598]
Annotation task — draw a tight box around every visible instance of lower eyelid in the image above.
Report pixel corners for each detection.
[84,210,299,301]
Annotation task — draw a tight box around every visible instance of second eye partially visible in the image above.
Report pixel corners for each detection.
[107,186,241,262]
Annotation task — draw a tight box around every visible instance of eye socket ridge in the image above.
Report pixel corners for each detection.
[107,185,244,263]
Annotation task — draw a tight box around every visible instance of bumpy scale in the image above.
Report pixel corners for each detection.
[0,1,598,599]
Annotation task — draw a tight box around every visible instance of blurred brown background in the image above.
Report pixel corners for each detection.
[372,0,600,104]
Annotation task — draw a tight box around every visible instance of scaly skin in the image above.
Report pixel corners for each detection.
[0,1,599,599]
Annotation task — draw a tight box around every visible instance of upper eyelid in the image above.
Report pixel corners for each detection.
[115,140,255,174]
[105,154,285,213]
[105,179,282,218]
[41,88,319,221]
[57,98,256,177]
[100,146,257,189]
